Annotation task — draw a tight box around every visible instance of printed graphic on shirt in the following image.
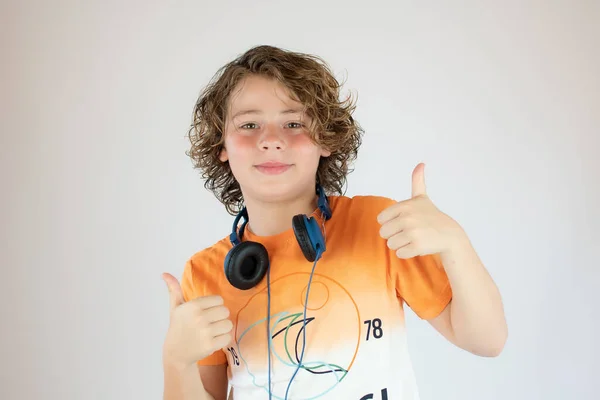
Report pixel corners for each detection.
[232,271,361,398]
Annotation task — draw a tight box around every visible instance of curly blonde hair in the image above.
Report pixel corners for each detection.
[187,45,364,215]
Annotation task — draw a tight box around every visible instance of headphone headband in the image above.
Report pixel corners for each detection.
[229,207,248,246]
[316,184,332,221]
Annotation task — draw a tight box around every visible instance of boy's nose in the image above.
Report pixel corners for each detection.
[259,128,285,150]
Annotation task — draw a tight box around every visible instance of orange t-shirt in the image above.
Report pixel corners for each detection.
[180,195,452,400]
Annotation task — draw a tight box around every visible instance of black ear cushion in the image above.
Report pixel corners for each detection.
[225,241,269,290]
[292,215,317,262]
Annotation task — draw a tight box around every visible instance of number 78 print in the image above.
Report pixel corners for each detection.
[364,318,384,340]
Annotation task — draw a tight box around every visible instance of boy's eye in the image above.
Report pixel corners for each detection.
[240,123,258,129]
[286,122,304,129]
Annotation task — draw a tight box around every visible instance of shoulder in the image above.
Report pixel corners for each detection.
[181,236,232,301]
[329,194,397,219]
[188,237,231,267]
[324,194,398,238]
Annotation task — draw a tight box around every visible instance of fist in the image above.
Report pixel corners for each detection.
[162,272,233,367]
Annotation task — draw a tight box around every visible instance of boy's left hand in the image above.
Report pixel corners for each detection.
[377,163,466,259]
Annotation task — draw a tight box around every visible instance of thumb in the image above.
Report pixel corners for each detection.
[411,162,427,198]
[162,272,185,311]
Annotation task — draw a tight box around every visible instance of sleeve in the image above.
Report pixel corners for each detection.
[180,256,228,366]
[361,195,453,320]
[388,252,452,320]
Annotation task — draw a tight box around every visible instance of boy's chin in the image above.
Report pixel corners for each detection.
[242,180,315,204]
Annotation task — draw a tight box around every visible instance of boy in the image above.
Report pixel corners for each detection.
[162,45,507,400]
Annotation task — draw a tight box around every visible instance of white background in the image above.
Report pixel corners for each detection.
[2,1,598,399]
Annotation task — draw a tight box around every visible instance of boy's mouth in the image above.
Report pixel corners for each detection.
[254,161,292,175]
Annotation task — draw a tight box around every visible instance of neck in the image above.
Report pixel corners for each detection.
[243,189,318,237]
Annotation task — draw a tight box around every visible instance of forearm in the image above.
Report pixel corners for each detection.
[441,234,508,356]
[163,359,214,400]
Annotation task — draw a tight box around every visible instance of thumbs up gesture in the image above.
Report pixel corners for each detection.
[162,273,233,368]
[377,163,465,259]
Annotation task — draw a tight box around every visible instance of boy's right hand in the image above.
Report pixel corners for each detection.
[162,272,233,368]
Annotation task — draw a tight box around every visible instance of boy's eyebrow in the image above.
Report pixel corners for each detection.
[231,108,305,119]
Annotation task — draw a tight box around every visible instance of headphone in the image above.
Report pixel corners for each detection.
[224,184,332,399]
[224,184,332,290]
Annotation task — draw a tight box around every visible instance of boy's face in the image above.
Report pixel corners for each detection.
[220,75,330,205]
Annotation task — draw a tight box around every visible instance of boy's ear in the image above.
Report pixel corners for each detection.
[219,147,228,162]
[320,147,331,157]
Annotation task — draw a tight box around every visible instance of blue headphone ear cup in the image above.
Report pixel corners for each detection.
[292,215,318,262]
[224,241,269,290]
